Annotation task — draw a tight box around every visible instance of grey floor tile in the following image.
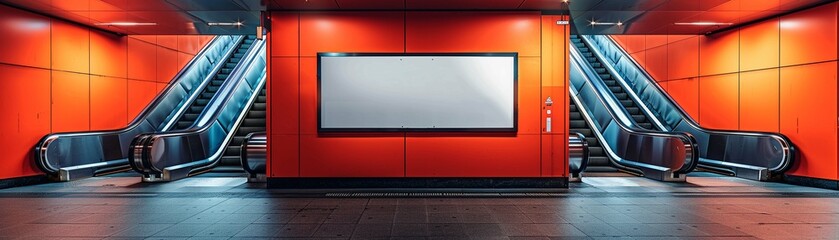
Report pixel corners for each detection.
[153,223,212,237]
[313,223,356,238]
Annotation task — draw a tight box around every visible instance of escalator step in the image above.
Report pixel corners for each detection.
[190,106,205,113]
[220,69,232,74]
[582,52,593,57]
[247,111,266,118]
[260,89,266,95]
[613,92,628,99]
[195,99,209,106]
[608,86,623,92]
[604,80,617,85]
[586,57,597,62]
[575,129,592,136]
[588,147,604,156]
[256,96,266,102]
[595,68,606,74]
[588,156,611,166]
[212,80,224,85]
[225,146,241,156]
[251,103,266,111]
[182,113,198,121]
[569,105,577,112]
[570,120,586,128]
[217,73,229,79]
[619,100,633,106]
[590,62,602,68]
[231,136,248,145]
[201,92,216,99]
[207,86,220,92]
[569,112,582,120]
[638,122,653,129]
[242,118,266,126]
[225,63,237,68]
[237,127,265,133]
[219,156,242,167]
[598,74,612,80]
[631,115,646,122]
[625,107,640,115]
[177,122,192,129]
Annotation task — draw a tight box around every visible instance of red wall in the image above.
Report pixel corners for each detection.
[267,12,570,178]
[0,4,212,180]
[612,2,839,181]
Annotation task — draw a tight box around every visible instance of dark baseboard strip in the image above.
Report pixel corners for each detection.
[268,177,569,189]
[785,175,839,190]
[0,175,49,189]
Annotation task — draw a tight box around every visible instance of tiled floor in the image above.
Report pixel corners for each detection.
[0,172,837,239]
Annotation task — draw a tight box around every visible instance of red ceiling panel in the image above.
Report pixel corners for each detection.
[273,0,338,10]
[516,0,569,10]
[335,0,405,9]
[405,0,525,10]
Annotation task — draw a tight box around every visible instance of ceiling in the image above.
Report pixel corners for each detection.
[0,0,830,35]
[572,0,834,34]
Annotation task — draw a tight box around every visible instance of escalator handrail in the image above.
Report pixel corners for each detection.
[132,39,266,174]
[240,132,267,176]
[576,35,669,131]
[35,35,234,173]
[568,132,589,175]
[159,35,246,131]
[570,45,699,174]
[595,35,795,175]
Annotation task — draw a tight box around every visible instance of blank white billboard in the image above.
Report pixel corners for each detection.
[318,53,517,132]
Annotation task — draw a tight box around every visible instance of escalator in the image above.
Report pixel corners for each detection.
[571,35,654,130]
[33,35,245,181]
[568,42,698,181]
[130,37,267,182]
[569,97,614,172]
[577,34,795,181]
[172,36,255,130]
[218,86,266,170]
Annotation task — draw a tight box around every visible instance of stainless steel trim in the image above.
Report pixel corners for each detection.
[568,132,588,181]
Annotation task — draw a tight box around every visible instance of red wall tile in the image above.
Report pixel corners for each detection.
[406,135,541,177]
[0,4,50,68]
[51,71,90,132]
[271,12,300,57]
[90,76,127,130]
[127,80,158,121]
[780,62,838,180]
[667,36,699,80]
[699,74,739,130]
[90,30,126,78]
[645,45,668,81]
[406,12,541,57]
[0,65,50,178]
[300,135,405,177]
[127,37,157,82]
[51,20,90,73]
[740,69,779,132]
[740,17,779,71]
[780,2,838,66]
[666,78,700,120]
[300,12,404,56]
[156,47,178,83]
[699,31,739,76]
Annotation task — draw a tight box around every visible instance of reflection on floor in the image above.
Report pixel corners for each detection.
[0,172,836,239]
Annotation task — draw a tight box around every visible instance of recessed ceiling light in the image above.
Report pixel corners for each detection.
[674,22,734,26]
[590,21,622,26]
[208,22,244,26]
[94,22,157,26]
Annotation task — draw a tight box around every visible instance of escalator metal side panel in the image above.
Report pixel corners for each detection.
[568,132,589,182]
